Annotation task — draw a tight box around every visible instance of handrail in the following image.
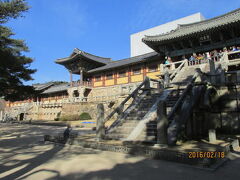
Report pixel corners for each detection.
[103,77,150,124]
[170,59,187,80]
[167,69,204,121]
[162,59,185,69]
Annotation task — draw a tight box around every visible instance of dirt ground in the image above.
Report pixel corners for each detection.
[0,124,240,180]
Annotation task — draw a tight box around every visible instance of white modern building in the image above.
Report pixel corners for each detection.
[130,13,205,57]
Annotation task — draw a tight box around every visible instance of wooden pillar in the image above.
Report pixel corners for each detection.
[219,31,224,41]
[143,63,147,79]
[230,28,235,38]
[188,39,194,48]
[102,73,105,87]
[128,67,131,83]
[114,72,117,85]
[79,68,83,85]
[154,101,168,147]
[69,70,73,87]
[96,103,105,140]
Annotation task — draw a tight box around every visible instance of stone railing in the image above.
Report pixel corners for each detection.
[167,69,207,145]
[72,81,92,87]
[227,50,240,61]
[208,70,240,86]
[102,77,162,133]
[160,59,187,72]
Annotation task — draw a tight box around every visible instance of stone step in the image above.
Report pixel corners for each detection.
[138,135,156,141]
[130,109,148,114]
[138,101,155,105]
[125,116,144,120]
[106,134,125,140]
[121,120,140,125]
[113,127,135,134]
[127,112,147,118]
[137,107,151,111]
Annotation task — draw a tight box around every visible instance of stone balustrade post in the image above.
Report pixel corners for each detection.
[208,129,217,143]
[164,69,170,88]
[154,101,168,147]
[96,103,105,141]
[144,77,150,89]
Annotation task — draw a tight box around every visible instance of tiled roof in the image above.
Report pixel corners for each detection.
[55,48,112,65]
[41,83,70,94]
[143,8,240,43]
[88,52,159,73]
[33,82,54,91]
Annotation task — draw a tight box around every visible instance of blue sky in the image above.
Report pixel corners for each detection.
[6,0,239,84]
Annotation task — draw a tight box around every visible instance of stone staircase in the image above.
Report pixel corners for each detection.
[106,91,162,140]
[135,88,184,143]
[103,54,240,144]
[104,60,214,143]
[171,63,209,85]
[105,88,184,143]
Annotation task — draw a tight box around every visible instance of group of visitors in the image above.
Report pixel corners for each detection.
[164,45,240,66]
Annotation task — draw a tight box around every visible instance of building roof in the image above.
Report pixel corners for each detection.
[41,83,70,94]
[55,48,112,65]
[143,8,240,44]
[33,82,54,91]
[88,51,159,73]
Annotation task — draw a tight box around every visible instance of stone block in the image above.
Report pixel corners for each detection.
[221,112,240,133]
[209,129,216,143]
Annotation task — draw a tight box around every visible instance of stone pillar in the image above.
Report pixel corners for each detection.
[0,111,3,121]
[164,69,170,88]
[154,101,168,147]
[69,70,73,87]
[209,58,215,75]
[208,129,217,143]
[96,103,105,141]
[144,77,150,89]
[209,58,216,84]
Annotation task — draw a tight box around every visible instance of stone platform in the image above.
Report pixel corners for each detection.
[44,134,240,169]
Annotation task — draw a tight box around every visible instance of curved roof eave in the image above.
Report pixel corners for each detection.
[143,8,240,43]
[55,48,112,65]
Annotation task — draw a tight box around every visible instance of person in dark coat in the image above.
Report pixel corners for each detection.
[63,124,72,141]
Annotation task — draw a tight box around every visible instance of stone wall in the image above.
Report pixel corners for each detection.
[88,82,140,102]
[189,85,240,138]
[26,105,62,120]
[4,82,139,121]
[0,99,5,111]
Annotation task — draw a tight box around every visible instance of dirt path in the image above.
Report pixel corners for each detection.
[0,124,240,180]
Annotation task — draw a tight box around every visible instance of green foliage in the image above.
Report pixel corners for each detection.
[59,115,80,121]
[58,113,92,121]
[79,112,92,120]
[0,0,29,23]
[0,0,36,101]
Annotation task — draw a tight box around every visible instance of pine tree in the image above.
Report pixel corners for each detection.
[0,0,36,101]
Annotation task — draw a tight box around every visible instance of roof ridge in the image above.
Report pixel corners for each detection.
[143,8,240,40]
[74,48,112,60]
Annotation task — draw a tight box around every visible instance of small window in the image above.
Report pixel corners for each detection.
[148,65,158,72]
[118,71,126,77]
[95,75,101,81]
[106,73,113,80]
[132,68,141,75]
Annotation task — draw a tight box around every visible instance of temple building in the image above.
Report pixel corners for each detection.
[143,8,240,57]
[3,8,240,123]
